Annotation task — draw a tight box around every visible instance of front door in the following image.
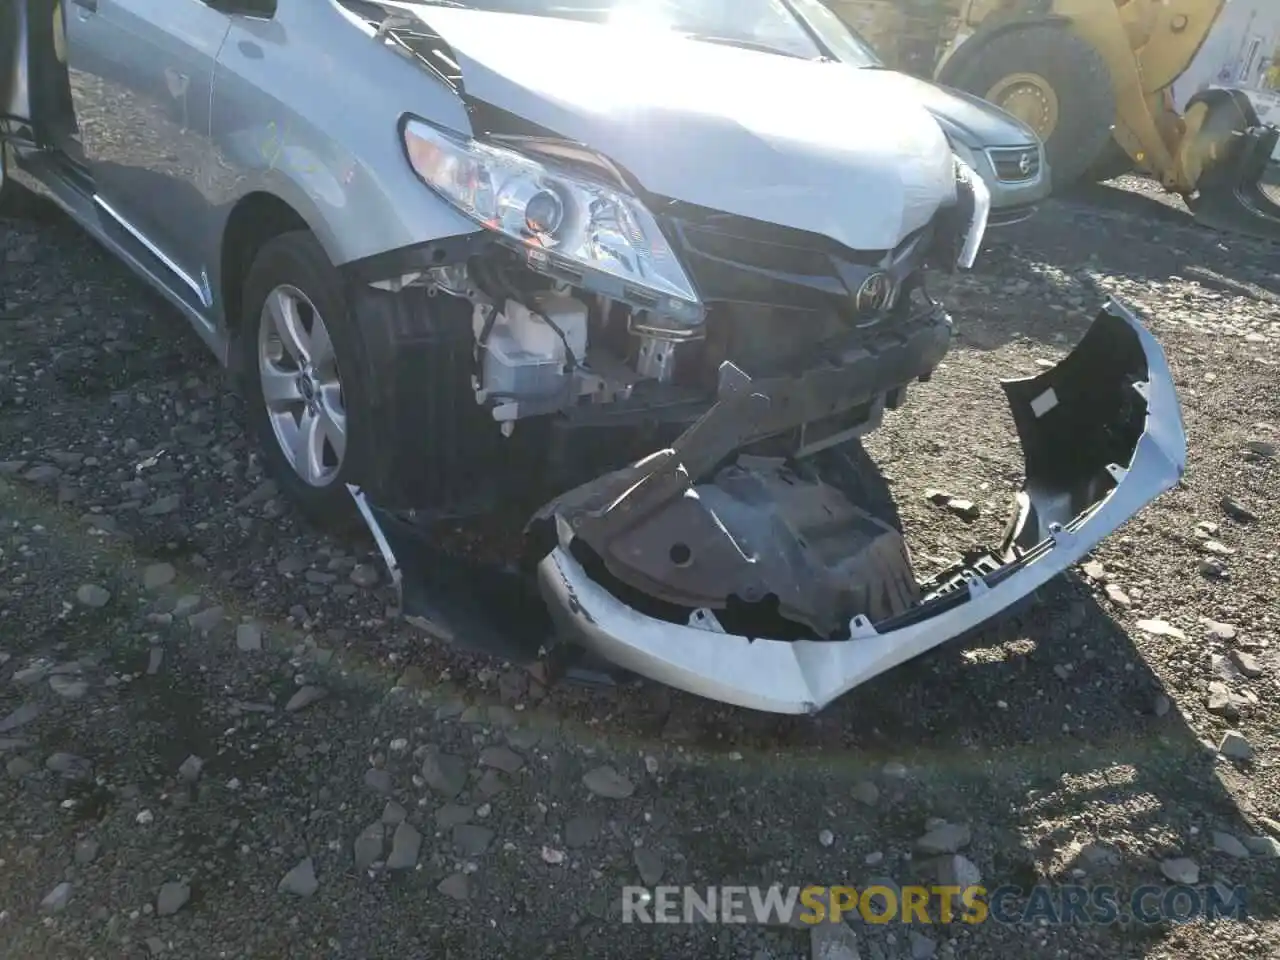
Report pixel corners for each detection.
[63,0,230,304]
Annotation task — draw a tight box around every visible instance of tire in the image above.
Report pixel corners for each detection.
[948,24,1116,190]
[239,230,375,534]
[0,144,38,220]
[1083,137,1134,183]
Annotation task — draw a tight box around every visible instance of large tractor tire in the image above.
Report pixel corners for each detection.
[947,23,1116,190]
[1084,137,1135,183]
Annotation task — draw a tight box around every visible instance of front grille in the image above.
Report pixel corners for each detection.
[987,146,1042,183]
[655,200,930,317]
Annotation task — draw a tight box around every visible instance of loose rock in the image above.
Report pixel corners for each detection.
[1104,584,1132,608]
[434,803,473,829]
[1230,650,1263,678]
[1212,831,1250,859]
[1136,619,1185,640]
[156,881,191,916]
[1202,619,1238,641]
[350,564,380,588]
[634,847,664,885]
[41,882,72,913]
[438,873,469,900]
[46,752,92,780]
[453,824,495,856]
[852,781,880,806]
[479,745,525,773]
[1218,730,1253,760]
[187,605,226,635]
[386,821,422,870]
[1241,835,1280,858]
[421,749,469,798]
[1220,496,1257,523]
[1207,681,1246,719]
[582,765,635,799]
[1160,858,1198,884]
[235,622,263,652]
[278,857,319,897]
[285,685,328,713]
[177,755,204,782]
[916,822,971,855]
[909,931,938,960]
[353,822,385,871]
[75,584,111,608]
[6,756,35,778]
[0,702,40,734]
[945,497,979,520]
[937,854,981,888]
[541,845,565,865]
[142,563,176,590]
[49,674,89,700]
[809,916,861,960]
[74,838,100,865]
[364,767,393,795]
[382,801,407,825]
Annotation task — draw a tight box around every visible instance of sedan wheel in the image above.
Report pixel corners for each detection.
[258,284,348,488]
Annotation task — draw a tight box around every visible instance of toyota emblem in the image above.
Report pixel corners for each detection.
[855,271,894,313]
[1018,152,1033,176]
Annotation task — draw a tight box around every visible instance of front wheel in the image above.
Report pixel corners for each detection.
[0,144,39,220]
[239,231,373,533]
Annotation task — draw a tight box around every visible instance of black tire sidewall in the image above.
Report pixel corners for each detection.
[950,25,1116,189]
[0,146,37,220]
[238,230,372,531]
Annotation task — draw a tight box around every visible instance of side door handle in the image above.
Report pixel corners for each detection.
[71,0,98,11]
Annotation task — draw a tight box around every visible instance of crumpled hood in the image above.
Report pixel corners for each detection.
[406,8,957,251]
[869,71,1041,146]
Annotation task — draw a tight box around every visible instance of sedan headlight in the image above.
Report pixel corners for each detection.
[402,118,702,323]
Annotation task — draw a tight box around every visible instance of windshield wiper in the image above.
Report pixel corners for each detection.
[682,34,824,61]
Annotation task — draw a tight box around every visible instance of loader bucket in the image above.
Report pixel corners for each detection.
[1183,89,1280,243]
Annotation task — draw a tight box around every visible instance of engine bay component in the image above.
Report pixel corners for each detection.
[477,293,587,409]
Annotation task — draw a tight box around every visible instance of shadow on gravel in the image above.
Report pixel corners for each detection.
[545,573,1276,935]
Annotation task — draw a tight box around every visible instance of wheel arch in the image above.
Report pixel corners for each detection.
[217,190,316,372]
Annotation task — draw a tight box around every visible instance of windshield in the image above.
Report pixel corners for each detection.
[783,0,882,68]
[414,0,829,60]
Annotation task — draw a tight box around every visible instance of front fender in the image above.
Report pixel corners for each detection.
[207,0,482,278]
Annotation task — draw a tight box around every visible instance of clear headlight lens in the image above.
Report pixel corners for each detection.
[402,118,701,321]
[953,154,990,270]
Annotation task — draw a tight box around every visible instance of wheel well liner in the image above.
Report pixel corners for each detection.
[220,191,310,344]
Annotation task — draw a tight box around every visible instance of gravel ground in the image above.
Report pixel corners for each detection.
[1,182,1278,960]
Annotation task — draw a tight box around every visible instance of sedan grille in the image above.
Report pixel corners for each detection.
[987,146,1041,183]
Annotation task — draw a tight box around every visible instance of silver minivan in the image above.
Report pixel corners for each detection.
[0,0,1184,714]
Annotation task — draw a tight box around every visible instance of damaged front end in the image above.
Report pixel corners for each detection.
[351,295,1185,713]
[532,299,1186,713]
[339,5,1184,713]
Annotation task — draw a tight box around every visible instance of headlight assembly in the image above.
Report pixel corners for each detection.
[402,118,702,324]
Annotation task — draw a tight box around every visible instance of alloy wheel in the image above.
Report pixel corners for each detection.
[257,284,348,488]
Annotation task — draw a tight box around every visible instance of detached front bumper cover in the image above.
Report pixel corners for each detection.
[536,298,1187,714]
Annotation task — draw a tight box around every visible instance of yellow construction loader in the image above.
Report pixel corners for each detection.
[834,0,1280,240]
